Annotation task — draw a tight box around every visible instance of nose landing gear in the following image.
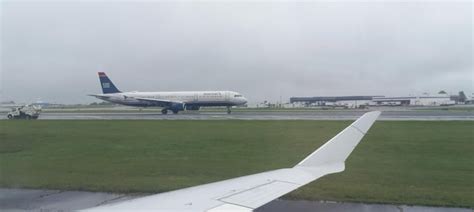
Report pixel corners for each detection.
[227,106,232,114]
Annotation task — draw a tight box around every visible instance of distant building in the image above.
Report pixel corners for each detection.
[290,96,383,108]
[0,101,15,105]
[32,101,51,107]
[371,95,454,106]
[290,94,457,107]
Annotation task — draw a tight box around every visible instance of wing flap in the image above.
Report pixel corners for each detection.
[207,204,252,212]
[218,181,300,209]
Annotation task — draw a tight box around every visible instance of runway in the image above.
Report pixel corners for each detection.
[2,110,472,120]
[1,188,470,212]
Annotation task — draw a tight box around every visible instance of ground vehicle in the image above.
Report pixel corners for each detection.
[7,105,41,120]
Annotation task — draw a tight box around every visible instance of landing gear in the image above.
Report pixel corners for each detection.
[162,108,180,114]
[226,106,231,114]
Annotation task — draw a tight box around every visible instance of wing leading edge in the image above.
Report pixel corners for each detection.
[128,96,184,108]
[81,111,381,212]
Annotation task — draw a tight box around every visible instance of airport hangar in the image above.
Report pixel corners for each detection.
[290,96,381,108]
[290,95,455,107]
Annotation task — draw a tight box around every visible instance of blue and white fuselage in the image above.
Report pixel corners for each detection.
[90,72,247,114]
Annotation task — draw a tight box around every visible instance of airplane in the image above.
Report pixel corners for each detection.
[89,72,248,114]
[81,111,381,212]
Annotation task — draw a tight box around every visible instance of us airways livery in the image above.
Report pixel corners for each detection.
[90,72,247,114]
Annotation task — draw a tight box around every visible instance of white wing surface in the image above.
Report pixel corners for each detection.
[129,97,183,107]
[81,111,381,212]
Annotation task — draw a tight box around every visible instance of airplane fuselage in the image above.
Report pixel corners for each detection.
[91,72,247,114]
[94,91,247,108]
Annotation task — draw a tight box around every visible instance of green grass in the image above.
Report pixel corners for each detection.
[0,120,473,208]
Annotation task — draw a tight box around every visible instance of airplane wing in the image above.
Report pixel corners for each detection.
[88,94,112,100]
[88,94,183,108]
[128,97,184,108]
[81,111,381,212]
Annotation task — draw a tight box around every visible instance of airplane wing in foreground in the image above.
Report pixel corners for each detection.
[81,111,381,212]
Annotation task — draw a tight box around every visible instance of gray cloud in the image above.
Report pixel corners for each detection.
[1,1,472,104]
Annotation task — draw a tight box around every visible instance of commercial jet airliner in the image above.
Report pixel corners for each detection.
[81,111,381,212]
[89,72,247,114]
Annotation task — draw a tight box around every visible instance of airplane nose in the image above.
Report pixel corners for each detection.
[242,98,248,104]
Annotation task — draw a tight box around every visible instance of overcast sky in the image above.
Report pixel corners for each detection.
[1,1,472,104]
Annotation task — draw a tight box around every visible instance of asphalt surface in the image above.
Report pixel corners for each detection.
[1,110,473,120]
[1,188,471,212]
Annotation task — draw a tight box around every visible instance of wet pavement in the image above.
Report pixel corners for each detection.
[0,189,136,211]
[1,110,472,120]
[0,188,471,212]
[257,200,472,212]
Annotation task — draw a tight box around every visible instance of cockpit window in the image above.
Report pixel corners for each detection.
[234,95,242,97]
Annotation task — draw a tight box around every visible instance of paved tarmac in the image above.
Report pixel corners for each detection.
[1,110,472,120]
[1,188,471,212]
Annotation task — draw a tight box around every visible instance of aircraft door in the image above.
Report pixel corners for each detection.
[194,93,198,103]
[224,92,230,102]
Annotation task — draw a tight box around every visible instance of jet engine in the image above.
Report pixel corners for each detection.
[185,105,200,111]
[170,103,185,113]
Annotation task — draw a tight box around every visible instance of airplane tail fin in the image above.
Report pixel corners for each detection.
[98,72,121,94]
[295,111,381,169]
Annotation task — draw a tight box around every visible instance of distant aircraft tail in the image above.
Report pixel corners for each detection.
[98,72,121,94]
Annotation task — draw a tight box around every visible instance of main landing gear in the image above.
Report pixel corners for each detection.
[162,107,230,115]
[161,108,179,115]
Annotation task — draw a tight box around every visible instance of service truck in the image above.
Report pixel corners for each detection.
[7,105,41,120]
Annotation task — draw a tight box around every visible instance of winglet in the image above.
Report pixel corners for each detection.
[295,111,381,169]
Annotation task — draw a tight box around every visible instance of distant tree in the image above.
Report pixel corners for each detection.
[458,91,467,102]
[438,90,447,94]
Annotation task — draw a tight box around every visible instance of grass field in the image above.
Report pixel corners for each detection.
[0,120,473,208]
